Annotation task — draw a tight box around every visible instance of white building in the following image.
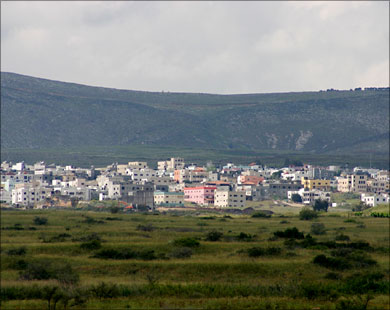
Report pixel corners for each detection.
[11,184,52,207]
[361,193,390,207]
[154,191,184,207]
[288,188,331,205]
[214,190,246,208]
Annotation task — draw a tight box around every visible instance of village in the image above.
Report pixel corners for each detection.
[1,158,389,211]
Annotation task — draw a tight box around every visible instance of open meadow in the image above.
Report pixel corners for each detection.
[1,207,389,309]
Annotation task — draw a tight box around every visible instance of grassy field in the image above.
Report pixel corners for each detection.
[1,207,389,309]
[2,145,389,169]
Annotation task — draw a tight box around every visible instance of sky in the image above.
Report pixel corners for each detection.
[1,1,389,94]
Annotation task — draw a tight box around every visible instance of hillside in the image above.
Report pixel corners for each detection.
[1,72,389,162]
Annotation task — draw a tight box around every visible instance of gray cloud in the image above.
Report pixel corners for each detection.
[1,1,388,94]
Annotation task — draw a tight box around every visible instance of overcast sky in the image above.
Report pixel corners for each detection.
[1,1,389,94]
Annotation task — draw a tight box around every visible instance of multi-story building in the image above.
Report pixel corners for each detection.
[288,188,331,205]
[184,186,216,206]
[301,177,331,191]
[11,183,53,207]
[361,193,389,207]
[128,162,148,170]
[154,191,184,207]
[214,190,246,208]
[337,174,368,193]
[238,175,264,185]
[262,181,302,199]
[158,158,185,171]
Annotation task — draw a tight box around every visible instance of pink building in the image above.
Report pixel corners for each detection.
[184,186,217,206]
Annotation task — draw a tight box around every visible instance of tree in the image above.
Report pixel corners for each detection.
[291,194,302,203]
[311,223,326,235]
[34,216,48,225]
[313,199,329,212]
[299,208,318,220]
[271,170,282,179]
[352,201,370,212]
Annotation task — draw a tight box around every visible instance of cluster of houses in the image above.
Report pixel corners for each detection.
[1,158,389,210]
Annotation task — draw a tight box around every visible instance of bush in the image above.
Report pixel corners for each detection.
[73,232,102,242]
[6,246,27,256]
[90,282,120,300]
[80,239,102,250]
[247,246,282,257]
[136,224,155,232]
[310,223,326,235]
[82,216,105,224]
[335,295,373,310]
[33,216,48,225]
[299,208,318,220]
[93,248,137,260]
[325,272,342,280]
[93,248,157,260]
[173,237,200,247]
[205,230,223,241]
[343,272,388,294]
[251,212,271,218]
[274,227,304,239]
[313,199,329,212]
[169,247,193,259]
[236,232,255,241]
[291,194,302,203]
[313,254,351,270]
[335,233,350,241]
[19,260,79,285]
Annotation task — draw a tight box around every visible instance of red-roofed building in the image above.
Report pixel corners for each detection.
[184,186,217,206]
[238,176,264,185]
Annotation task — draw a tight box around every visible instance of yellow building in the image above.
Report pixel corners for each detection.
[301,177,331,191]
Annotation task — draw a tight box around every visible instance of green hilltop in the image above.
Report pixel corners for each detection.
[1,72,389,167]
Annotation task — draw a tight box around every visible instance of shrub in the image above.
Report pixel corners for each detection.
[19,260,79,285]
[90,282,120,300]
[291,194,302,203]
[299,208,318,220]
[313,199,329,212]
[247,246,282,257]
[205,230,223,241]
[33,216,48,225]
[251,211,271,218]
[236,232,255,241]
[80,239,102,250]
[335,233,350,241]
[325,272,342,280]
[313,254,351,270]
[82,216,105,224]
[110,206,120,214]
[136,224,155,232]
[93,248,157,260]
[6,246,27,256]
[274,227,304,239]
[335,295,373,310]
[310,223,326,235]
[93,248,137,260]
[343,272,388,294]
[173,237,200,247]
[169,247,193,259]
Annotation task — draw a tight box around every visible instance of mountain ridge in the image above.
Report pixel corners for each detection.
[1,72,389,157]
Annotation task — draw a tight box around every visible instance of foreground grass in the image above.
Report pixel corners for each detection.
[1,208,389,309]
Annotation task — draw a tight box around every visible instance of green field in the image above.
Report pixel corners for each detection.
[1,207,389,309]
[2,145,389,169]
